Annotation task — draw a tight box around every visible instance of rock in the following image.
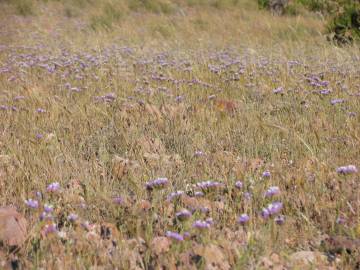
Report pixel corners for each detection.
[0,207,27,248]
[289,251,327,266]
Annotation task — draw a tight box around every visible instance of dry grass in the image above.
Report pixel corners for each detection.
[0,0,360,269]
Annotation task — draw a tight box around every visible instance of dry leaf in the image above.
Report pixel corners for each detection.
[0,207,27,247]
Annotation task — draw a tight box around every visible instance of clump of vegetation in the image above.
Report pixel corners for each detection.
[327,2,360,45]
[13,0,34,16]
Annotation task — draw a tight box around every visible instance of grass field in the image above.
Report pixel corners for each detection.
[0,0,360,269]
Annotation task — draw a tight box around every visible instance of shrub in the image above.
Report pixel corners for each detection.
[327,2,360,44]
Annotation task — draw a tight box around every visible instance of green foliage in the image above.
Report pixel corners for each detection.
[327,2,360,43]
[257,0,269,9]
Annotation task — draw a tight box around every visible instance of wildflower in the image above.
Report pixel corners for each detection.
[44,204,54,213]
[14,96,25,101]
[336,165,358,175]
[193,220,211,229]
[199,207,210,214]
[35,191,42,200]
[36,108,46,113]
[40,212,53,221]
[175,209,192,220]
[43,223,58,236]
[205,218,214,225]
[167,190,184,201]
[262,171,271,178]
[25,199,39,209]
[267,202,283,215]
[319,89,331,95]
[336,216,346,224]
[235,181,243,189]
[194,150,204,157]
[273,87,283,94]
[265,186,280,197]
[103,93,116,102]
[195,180,223,190]
[67,213,78,222]
[183,231,191,239]
[0,105,8,111]
[261,208,270,219]
[194,191,204,197]
[244,192,252,200]
[237,214,250,224]
[113,196,124,205]
[274,215,285,225]
[175,95,184,102]
[331,99,345,105]
[36,134,43,140]
[46,182,60,192]
[146,177,169,190]
[166,231,184,241]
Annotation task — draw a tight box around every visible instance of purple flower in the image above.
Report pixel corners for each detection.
[166,231,184,241]
[36,134,44,140]
[35,191,43,200]
[103,93,116,102]
[205,217,214,225]
[40,212,53,221]
[43,223,58,236]
[146,177,169,190]
[194,191,204,197]
[264,186,280,197]
[235,181,243,189]
[331,99,345,105]
[36,108,46,113]
[113,196,124,205]
[67,213,78,222]
[46,182,60,192]
[44,204,54,213]
[176,209,192,220]
[194,150,204,157]
[319,89,331,95]
[273,87,283,94]
[14,96,25,101]
[199,206,210,214]
[0,105,8,111]
[25,199,39,209]
[192,220,211,229]
[262,171,271,178]
[167,190,184,201]
[183,231,191,239]
[195,180,223,190]
[274,215,285,225]
[336,165,358,175]
[243,192,252,200]
[175,95,184,102]
[261,208,270,219]
[237,214,250,224]
[267,202,283,215]
[336,216,346,224]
